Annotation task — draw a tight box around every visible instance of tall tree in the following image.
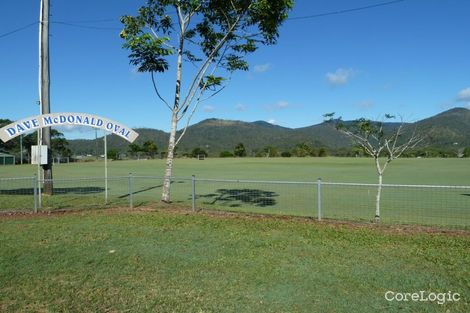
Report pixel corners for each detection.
[128,143,143,157]
[233,142,246,157]
[50,130,72,158]
[121,0,293,202]
[325,113,423,223]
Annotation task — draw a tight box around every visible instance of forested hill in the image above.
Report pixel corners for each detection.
[61,107,470,156]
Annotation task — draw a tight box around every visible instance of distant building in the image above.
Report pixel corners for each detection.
[0,152,15,165]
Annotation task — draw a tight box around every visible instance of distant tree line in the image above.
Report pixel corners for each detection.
[123,141,159,160]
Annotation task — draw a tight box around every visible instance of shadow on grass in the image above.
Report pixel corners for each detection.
[0,187,104,195]
[118,185,162,199]
[199,188,278,207]
[117,180,187,199]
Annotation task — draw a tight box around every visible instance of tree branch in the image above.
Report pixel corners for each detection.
[178,14,242,115]
[151,72,172,110]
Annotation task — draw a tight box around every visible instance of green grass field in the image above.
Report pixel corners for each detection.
[1,158,469,228]
[1,157,470,185]
[0,208,468,313]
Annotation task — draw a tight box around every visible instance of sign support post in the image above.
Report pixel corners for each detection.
[104,130,108,204]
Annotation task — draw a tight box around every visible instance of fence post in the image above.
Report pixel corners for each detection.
[191,175,196,212]
[317,178,322,221]
[33,175,38,213]
[128,173,133,209]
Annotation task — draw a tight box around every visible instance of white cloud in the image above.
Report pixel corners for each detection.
[275,100,289,109]
[254,63,271,73]
[203,105,215,113]
[457,87,470,102]
[267,119,277,124]
[326,68,355,86]
[265,100,290,111]
[235,103,247,111]
[358,100,374,109]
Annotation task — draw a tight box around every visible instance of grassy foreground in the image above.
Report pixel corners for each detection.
[0,207,468,312]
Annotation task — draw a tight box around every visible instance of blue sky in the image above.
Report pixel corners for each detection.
[1,0,469,139]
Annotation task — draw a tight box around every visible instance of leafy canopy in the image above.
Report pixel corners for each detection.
[120,0,293,93]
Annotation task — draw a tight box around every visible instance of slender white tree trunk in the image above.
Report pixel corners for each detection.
[374,157,383,223]
[161,16,184,203]
[375,173,383,223]
[162,112,178,202]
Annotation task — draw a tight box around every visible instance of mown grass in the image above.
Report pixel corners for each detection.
[1,158,469,228]
[0,207,468,312]
[1,157,470,185]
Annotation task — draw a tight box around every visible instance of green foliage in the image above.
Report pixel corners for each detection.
[142,140,158,158]
[107,149,120,160]
[318,147,328,157]
[128,143,142,156]
[219,151,234,158]
[234,142,247,157]
[262,146,278,157]
[463,147,470,157]
[120,0,293,95]
[292,142,314,157]
[199,75,225,91]
[191,147,207,158]
[128,141,158,158]
[280,151,291,157]
[50,130,72,158]
[63,108,470,157]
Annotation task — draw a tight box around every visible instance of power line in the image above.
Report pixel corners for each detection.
[51,21,121,31]
[0,0,407,39]
[288,0,406,21]
[54,18,117,24]
[0,22,38,39]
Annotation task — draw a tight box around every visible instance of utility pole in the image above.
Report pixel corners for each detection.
[39,0,53,195]
[20,134,23,164]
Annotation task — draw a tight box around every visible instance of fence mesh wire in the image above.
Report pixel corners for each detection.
[0,177,36,211]
[194,179,316,218]
[0,176,469,229]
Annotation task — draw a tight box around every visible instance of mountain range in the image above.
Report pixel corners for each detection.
[68,107,470,156]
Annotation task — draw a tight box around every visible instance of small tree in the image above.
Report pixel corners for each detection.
[293,142,313,157]
[262,145,278,157]
[317,147,327,157]
[51,130,72,159]
[143,140,158,158]
[107,149,120,160]
[463,147,470,158]
[191,147,207,158]
[234,142,246,157]
[121,0,293,202]
[219,150,234,158]
[324,113,423,223]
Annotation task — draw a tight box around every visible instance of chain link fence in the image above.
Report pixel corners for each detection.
[0,176,469,229]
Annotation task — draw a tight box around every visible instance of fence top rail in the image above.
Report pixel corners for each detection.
[322,181,470,189]
[39,176,131,182]
[38,176,189,182]
[1,175,470,189]
[195,178,317,185]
